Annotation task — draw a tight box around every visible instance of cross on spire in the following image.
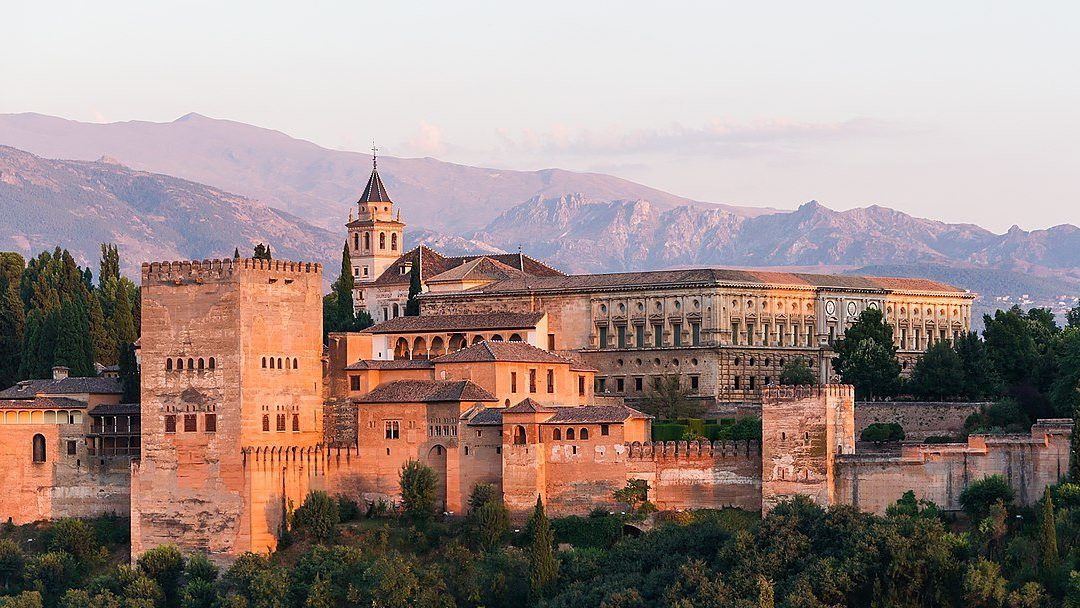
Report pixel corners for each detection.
[371,141,379,168]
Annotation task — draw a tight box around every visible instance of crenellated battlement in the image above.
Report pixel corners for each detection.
[141,258,322,285]
[624,439,760,460]
[241,443,356,464]
[762,384,854,404]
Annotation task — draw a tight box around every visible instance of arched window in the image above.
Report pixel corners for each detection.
[293,358,298,370]
[285,358,291,370]
[553,428,562,440]
[269,358,275,369]
[198,358,205,370]
[32,434,46,463]
[353,233,359,250]
[177,358,184,371]
[364,232,371,250]
[391,234,398,250]
[566,428,575,440]
[490,334,503,342]
[166,359,173,371]
[277,358,283,370]
[580,428,589,440]
[187,358,194,370]
[509,333,522,342]
[379,232,386,249]
[262,357,267,368]
[392,303,399,318]
[292,414,299,432]
[209,357,216,370]
[262,415,270,432]
[513,425,527,445]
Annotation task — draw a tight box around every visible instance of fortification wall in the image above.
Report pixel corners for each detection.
[0,424,130,524]
[835,419,1072,514]
[626,440,762,512]
[856,401,986,440]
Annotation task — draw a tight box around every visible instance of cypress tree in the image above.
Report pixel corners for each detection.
[88,293,113,366]
[99,243,121,285]
[53,298,93,376]
[0,271,25,388]
[405,250,421,316]
[1040,488,1059,575]
[233,247,241,259]
[331,243,356,331]
[527,495,558,599]
[119,342,140,403]
[112,281,138,345]
[253,243,272,260]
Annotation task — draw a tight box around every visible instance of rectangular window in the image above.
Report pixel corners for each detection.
[806,325,813,347]
[546,369,554,393]
[617,325,627,349]
[734,376,741,390]
[598,325,608,348]
[601,424,610,436]
[597,378,607,393]
[578,375,585,396]
[690,376,699,391]
[635,327,645,348]
[385,420,400,440]
[511,371,518,393]
[66,440,77,455]
[635,377,643,391]
[691,323,700,346]
[749,376,756,390]
[731,321,740,345]
[184,414,197,433]
[276,414,286,432]
[292,414,299,432]
[353,268,359,277]
[747,323,756,346]
[672,323,682,347]
[653,324,663,347]
[350,376,361,391]
[165,415,176,433]
[616,378,625,392]
[828,326,835,344]
[529,369,537,393]
[205,413,217,433]
[362,266,369,277]
[914,328,921,349]
[763,323,771,346]
[547,334,556,350]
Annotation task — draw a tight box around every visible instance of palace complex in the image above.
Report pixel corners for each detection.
[0,160,1070,563]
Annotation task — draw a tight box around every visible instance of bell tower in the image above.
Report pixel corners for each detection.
[346,146,404,285]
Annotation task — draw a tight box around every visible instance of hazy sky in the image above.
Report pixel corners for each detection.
[4,1,1078,232]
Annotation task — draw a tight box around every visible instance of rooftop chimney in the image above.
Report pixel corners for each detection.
[52,366,70,380]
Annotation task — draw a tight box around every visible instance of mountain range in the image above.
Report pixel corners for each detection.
[0,112,1078,321]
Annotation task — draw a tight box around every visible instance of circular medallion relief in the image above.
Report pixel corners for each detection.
[847,301,858,317]
[825,301,836,316]
[867,301,879,310]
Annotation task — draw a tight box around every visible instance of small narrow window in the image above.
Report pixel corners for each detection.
[529,369,537,393]
[198,358,205,370]
[277,358,283,369]
[578,376,585,396]
[33,434,47,463]
[566,428,575,440]
[269,358,275,369]
[601,424,610,436]
[262,414,270,432]
[262,357,267,368]
[165,415,177,433]
[553,428,562,440]
[293,358,298,369]
[66,440,77,455]
[580,428,589,440]
[209,357,216,370]
[166,359,173,371]
[292,414,299,432]
[187,358,194,370]
[205,414,217,433]
[513,425,526,445]
[177,359,184,371]
[276,414,286,432]
[511,371,518,393]
[546,369,554,393]
[350,376,361,391]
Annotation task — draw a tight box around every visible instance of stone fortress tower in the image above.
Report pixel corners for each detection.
[346,151,404,287]
[130,258,323,561]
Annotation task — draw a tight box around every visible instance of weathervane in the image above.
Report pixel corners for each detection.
[371,141,379,168]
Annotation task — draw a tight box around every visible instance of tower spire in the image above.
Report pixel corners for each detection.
[371,141,379,169]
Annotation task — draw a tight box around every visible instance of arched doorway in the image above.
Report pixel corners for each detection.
[448,334,467,351]
[394,338,410,359]
[430,336,446,357]
[413,337,428,359]
[424,444,448,513]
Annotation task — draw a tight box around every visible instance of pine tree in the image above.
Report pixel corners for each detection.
[253,243,272,260]
[405,250,421,316]
[1040,488,1059,575]
[119,342,140,403]
[527,495,558,599]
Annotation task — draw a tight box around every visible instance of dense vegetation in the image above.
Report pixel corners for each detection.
[0,245,139,393]
[8,468,1080,608]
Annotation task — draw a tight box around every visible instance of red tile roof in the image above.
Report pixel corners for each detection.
[0,396,88,410]
[433,341,573,365]
[502,398,554,413]
[365,312,545,334]
[371,246,563,287]
[345,359,436,371]
[356,379,497,403]
[545,405,651,423]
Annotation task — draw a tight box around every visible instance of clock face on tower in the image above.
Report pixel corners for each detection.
[825,301,836,316]
[847,301,858,317]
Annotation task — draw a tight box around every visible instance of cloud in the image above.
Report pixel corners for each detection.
[494,118,895,158]
[401,121,447,156]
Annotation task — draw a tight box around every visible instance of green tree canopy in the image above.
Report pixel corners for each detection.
[909,341,965,400]
[399,459,437,521]
[779,357,816,386]
[643,374,702,419]
[832,308,901,400]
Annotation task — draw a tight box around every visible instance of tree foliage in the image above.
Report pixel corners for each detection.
[527,496,558,599]
[399,460,437,521]
[910,340,965,400]
[642,374,702,419]
[291,491,340,543]
[779,357,816,386]
[831,308,901,400]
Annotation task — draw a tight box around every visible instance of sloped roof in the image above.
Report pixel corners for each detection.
[365,312,545,334]
[345,359,435,371]
[357,167,392,203]
[371,246,563,287]
[356,379,497,403]
[502,398,555,414]
[426,256,526,284]
[433,341,572,365]
[545,405,652,423]
[0,377,123,400]
[465,406,504,426]
[451,268,967,295]
[0,396,88,410]
[89,403,141,416]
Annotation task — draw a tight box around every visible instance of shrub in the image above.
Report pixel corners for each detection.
[960,475,1015,520]
[613,479,650,513]
[336,494,362,523]
[367,499,393,519]
[552,515,622,548]
[468,483,499,513]
[399,460,438,521]
[185,553,219,584]
[137,544,184,605]
[47,518,98,564]
[652,424,688,442]
[469,501,510,550]
[964,400,1030,435]
[0,539,25,590]
[292,491,340,542]
[860,422,905,443]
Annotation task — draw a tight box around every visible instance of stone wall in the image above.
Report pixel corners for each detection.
[835,419,1071,513]
[0,423,130,524]
[855,401,987,441]
[626,440,761,512]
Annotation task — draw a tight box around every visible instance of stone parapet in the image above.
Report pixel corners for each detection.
[141,258,322,284]
[625,439,760,460]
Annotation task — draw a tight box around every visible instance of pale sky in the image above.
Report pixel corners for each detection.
[3,1,1079,232]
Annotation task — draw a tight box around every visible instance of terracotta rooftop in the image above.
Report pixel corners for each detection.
[345,359,436,371]
[448,268,967,295]
[89,403,141,416]
[545,405,652,423]
[502,398,555,414]
[0,377,123,400]
[0,396,88,410]
[433,341,573,365]
[465,406,505,426]
[426,256,526,284]
[371,246,563,287]
[356,379,497,404]
[365,312,545,334]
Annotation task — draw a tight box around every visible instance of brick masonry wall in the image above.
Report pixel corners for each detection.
[855,402,987,440]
